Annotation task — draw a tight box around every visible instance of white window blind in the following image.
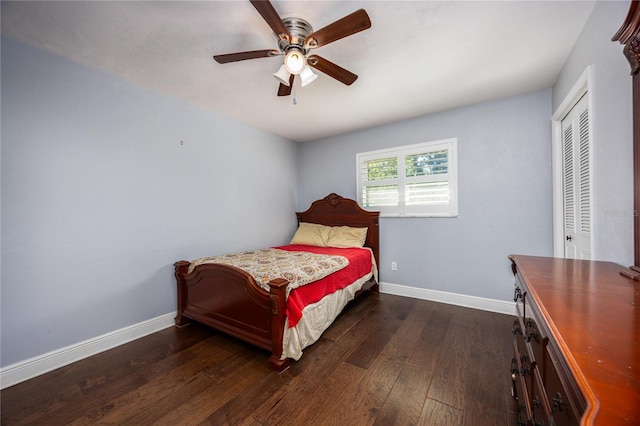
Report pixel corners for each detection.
[357,139,458,217]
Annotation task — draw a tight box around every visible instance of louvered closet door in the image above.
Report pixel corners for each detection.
[561,93,591,259]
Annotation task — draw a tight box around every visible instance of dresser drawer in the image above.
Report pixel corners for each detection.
[544,342,582,426]
[531,367,551,426]
[512,339,532,424]
[513,305,530,368]
[522,293,547,371]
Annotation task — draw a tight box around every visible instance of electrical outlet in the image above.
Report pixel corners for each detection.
[391,261,397,271]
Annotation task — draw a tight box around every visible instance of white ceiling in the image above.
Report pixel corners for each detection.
[1,1,596,142]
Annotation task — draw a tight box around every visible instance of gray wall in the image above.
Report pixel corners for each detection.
[1,37,299,367]
[298,90,554,301]
[553,0,634,265]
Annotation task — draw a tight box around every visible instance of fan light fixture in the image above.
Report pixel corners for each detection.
[284,48,305,74]
[273,46,318,88]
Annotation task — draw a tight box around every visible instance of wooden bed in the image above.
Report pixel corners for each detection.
[173,193,380,372]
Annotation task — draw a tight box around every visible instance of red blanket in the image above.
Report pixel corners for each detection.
[275,244,374,327]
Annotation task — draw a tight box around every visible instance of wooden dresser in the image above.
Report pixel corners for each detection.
[508,255,640,425]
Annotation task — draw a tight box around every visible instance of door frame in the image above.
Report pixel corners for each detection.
[551,66,593,258]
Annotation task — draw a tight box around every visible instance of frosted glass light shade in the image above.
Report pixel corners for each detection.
[273,64,291,85]
[300,66,318,87]
[284,49,305,74]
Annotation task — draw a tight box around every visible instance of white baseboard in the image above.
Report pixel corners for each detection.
[0,311,177,390]
[380,282,515,315]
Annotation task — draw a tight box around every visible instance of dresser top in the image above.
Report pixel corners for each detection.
[509,255,640,424]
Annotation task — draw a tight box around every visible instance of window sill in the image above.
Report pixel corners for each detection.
[379,213,459,218]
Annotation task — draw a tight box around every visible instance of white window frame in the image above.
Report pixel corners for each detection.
[356,138,458,217]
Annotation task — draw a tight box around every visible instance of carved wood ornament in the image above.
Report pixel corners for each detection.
[612,0,640,272]
[325,192,343,208]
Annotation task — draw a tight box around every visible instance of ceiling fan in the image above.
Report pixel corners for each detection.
[213,0,371,97]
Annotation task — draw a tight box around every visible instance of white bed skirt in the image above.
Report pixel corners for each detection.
[282,272,373,360]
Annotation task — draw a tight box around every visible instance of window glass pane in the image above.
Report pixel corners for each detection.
[356,138,457,217]
[406,181,449,205]
[363,185,398,207]
[364,157,398,181]
[405,150,448,177]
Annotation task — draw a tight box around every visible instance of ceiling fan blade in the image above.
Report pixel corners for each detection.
[250,0,290,42]
[307,55,358,86]
[278,74,295,96]
[213,49,279,64]
[304,9,371,49]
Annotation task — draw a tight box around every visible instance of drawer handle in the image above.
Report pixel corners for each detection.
[524,318,537,342]
[524,328,537,342]
[513,287,522,302]
[532,397,547,426]
[511,358,518,375]
[552,392,564,412]
[532,395,540,409]
[512,320,521,335]
[519,353,530,377]
[517,404,528,426]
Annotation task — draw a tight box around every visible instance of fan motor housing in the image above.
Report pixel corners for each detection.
[279,17,312,53]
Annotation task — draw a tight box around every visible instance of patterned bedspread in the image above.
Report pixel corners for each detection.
[188,248,348,293]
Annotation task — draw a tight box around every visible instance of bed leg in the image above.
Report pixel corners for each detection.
[174,260,191,328]
[268,278,289,373]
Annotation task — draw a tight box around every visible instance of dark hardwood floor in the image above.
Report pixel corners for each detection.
[1,293,519,425]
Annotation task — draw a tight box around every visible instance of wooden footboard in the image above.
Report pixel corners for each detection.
[174,260,290,372]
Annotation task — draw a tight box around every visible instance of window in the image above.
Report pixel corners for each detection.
[356,138,458,217]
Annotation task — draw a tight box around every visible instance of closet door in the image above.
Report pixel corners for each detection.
[562,93,591,259]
